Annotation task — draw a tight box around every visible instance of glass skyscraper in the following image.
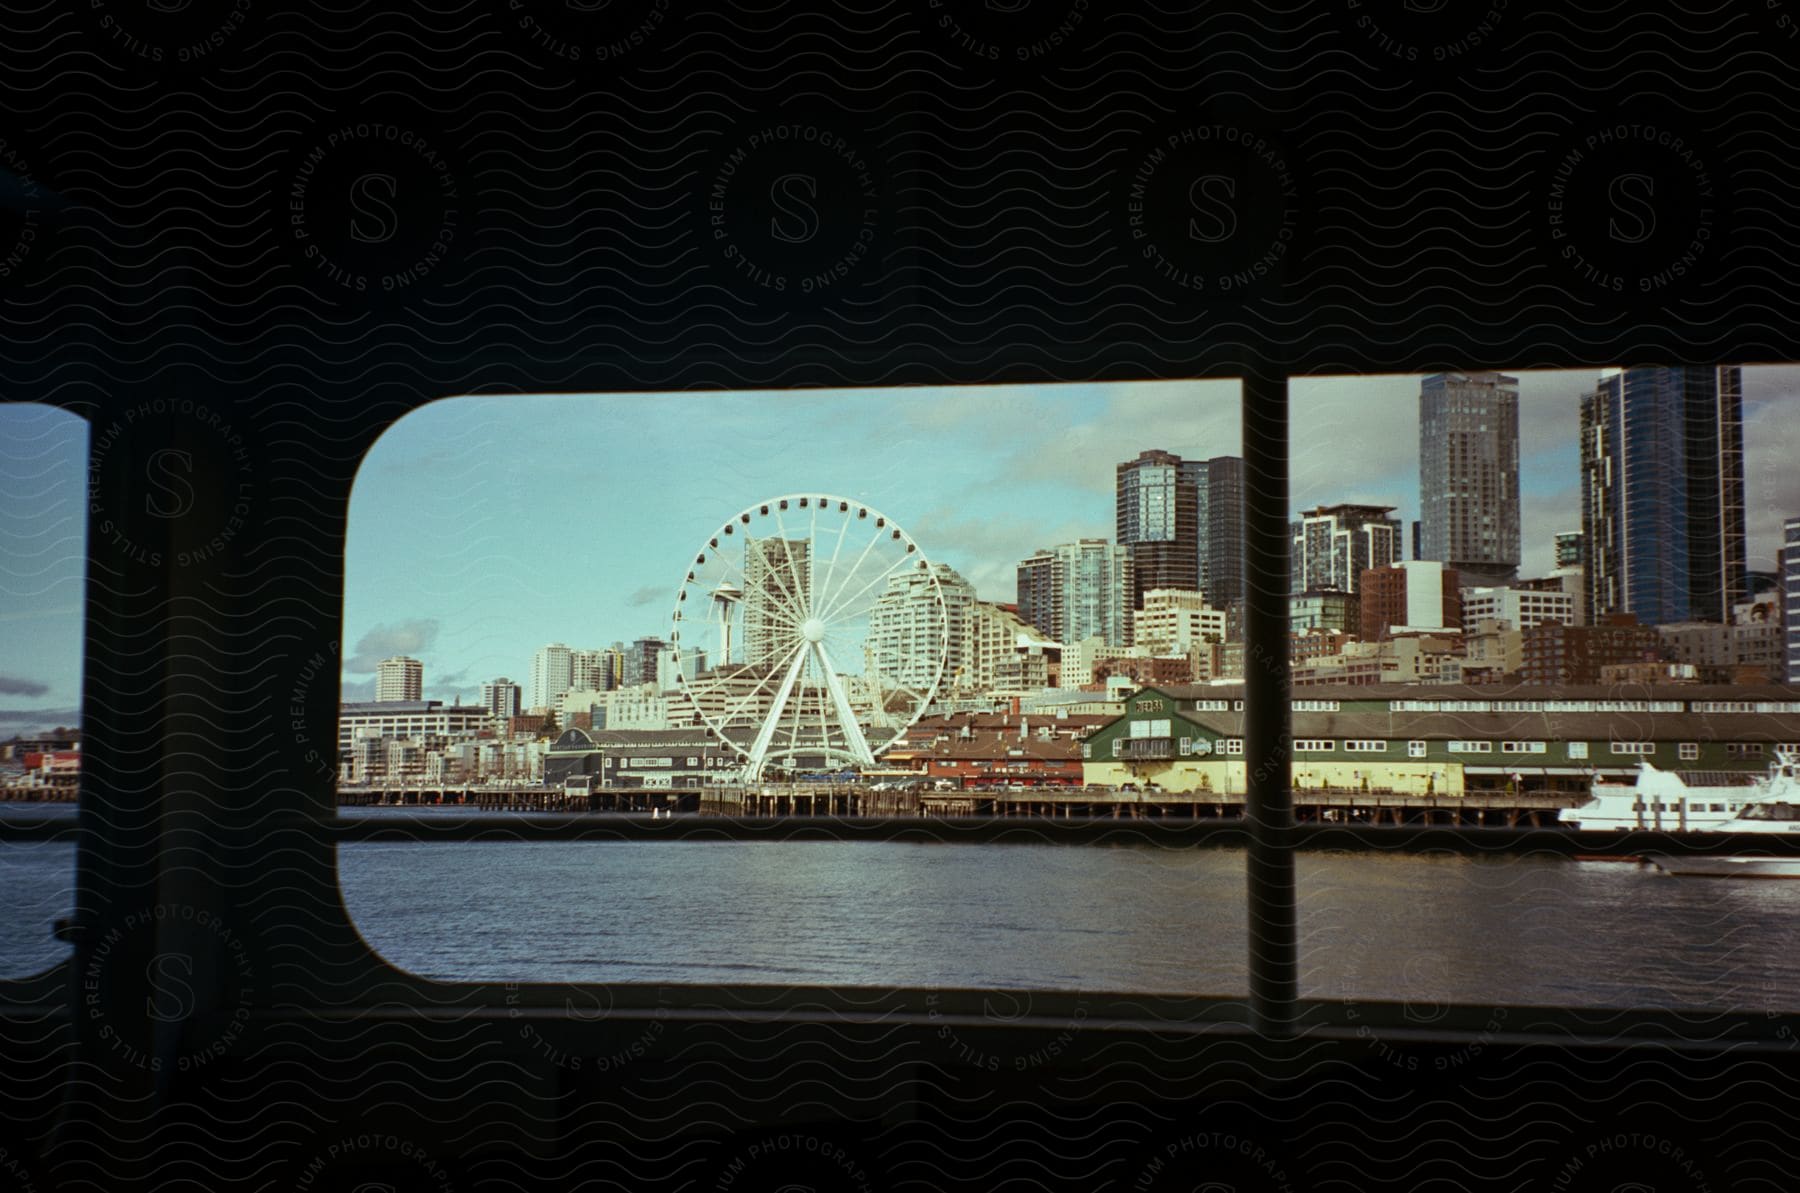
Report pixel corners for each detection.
[1579,366,1746,626]
[1115,449,1244,615]
[1418,371,1520,586]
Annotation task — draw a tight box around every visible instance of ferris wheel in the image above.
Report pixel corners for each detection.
[670,495,949,779]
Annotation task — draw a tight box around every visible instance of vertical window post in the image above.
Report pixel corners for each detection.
[1243,368,1296,1036]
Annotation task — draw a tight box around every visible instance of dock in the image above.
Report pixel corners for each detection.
[337,782,1574,826]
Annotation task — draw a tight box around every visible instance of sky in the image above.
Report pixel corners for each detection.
[2,368,1797,724]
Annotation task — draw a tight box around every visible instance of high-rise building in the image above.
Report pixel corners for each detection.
[1191,455,1246,612]
[1783,515,1800,685]
[374,655,423,702]
[1290,504,1402,595]
[528,643,574,711]
[742,536,811,669]
[1013,540,1133,647]
[570,648,615,692]
[621,637,668,689]
[866,561,974,694]
[480,677,521,720]
[1580,366,1746,626]
[1418,371,1520,586]
[1116,449,1199,615]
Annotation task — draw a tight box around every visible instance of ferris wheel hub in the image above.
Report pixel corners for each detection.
[801,617,826,642]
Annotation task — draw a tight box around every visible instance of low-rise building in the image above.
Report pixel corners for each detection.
[1078,682,1800,796]
[1519,617,1659,686]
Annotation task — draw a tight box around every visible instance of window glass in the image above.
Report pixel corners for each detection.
[0,403,85,977]
[340,383,1273,992]
[1291,367,1800,1012]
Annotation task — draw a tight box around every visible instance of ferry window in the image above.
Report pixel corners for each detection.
[339,383,1270,993]
[0,403,85,978]
[1291,367,1799,1017]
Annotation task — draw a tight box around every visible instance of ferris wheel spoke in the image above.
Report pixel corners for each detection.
[710,637,807,730]
[811,640,875,766]
[767,509,814,622]
[816,549,915,628]
[747,644,812,773]
[817,503,856,621]
[813,519,885,628]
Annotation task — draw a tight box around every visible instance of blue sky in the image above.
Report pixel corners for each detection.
[3,369,1797,723]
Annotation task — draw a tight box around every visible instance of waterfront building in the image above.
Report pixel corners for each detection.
[742,536,811,669]
[1419,371,1521,586]
[336,700,492,770]
[374,655,423,703]
[1015,539,1132,647]
[528,643,574,712]
[480,678,521,720]
[1290,504,1402,595]
[1580,366,1747,626]
[544,727,739,789]
[1359,561,1462,641]
[1079,682,1800,797]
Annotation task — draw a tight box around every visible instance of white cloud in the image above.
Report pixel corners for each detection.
[344,618,440,674]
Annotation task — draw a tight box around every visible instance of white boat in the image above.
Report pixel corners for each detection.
[1563,759,1762,832]
[1643,751,1800,878]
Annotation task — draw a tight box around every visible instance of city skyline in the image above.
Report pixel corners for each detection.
[2,369,1797,725]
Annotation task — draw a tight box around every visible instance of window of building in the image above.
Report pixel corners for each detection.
[1224,739,1244,755]
[1568,741,1589,759]
[1679,742,1699,761]
[1448,741,1492,753]
[1727,743,1765,758]
[1344,740,1387,752]
[1611,742,1655,755]
[1294,740,1334,752]
[1408,740,1428,758]
[1501,741,1547,754]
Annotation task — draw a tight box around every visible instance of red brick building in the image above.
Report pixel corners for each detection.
[1092,655,1193,686]
[1359,563,1463,642]
[1520,616,1659,685]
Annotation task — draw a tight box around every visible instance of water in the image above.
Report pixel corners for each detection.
[10,807,1799,1012]
[337,832,1800,1012]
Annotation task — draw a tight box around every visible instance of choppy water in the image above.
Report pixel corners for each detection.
[8,807,1799,1012]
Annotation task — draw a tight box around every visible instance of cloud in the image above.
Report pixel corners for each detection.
[0,707,80,730]
[0,675,49,697]
[625,585,664,608]
[909,506,1109,603]
[344,619,440,673]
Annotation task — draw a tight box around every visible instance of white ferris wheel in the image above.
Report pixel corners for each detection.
[670,495,949,780]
